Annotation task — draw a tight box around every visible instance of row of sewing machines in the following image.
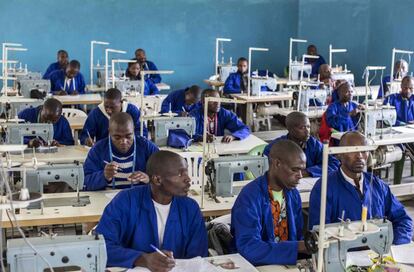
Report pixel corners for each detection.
[0,136,397,272]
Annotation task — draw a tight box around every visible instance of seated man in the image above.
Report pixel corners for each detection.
[264,112,339,177]
[383,76,414,184]
[80,88,147,146]
[135,48,161,84]
[96,150,208,269]
[232,140,309,266]
[318,64,334,89]
[18,98,74,147]
[190,89,250,142]
[42,50,69,80]
[83,112,158,191]
[49,60,86,95]
[383,75,414,126]
[325,80,363,133]
[223,57,249,94]
[160,85,201,116]
[306,44,326,78]
[125,61,159,95]
[378,59,408,98]
[309,131,413,245]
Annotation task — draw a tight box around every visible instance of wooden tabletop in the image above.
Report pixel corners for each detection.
[3,179,412,229]
[161,134,267,155]
[272,106,327,118]
[155,83,171,91]
[231,92,293,103]
[203,79,225,87]
[53,94,102,105]
[9,145,90,164]
[0,178,315,229]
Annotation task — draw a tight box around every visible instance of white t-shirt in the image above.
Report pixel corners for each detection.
[340,167,364,193]
[152,200,171,247]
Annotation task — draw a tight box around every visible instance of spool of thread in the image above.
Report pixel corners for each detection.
[361,206,368,231]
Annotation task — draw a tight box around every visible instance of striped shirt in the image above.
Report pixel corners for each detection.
[108,142,136,189]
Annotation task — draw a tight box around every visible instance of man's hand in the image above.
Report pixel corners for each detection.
[28,138,44,148]
[85,137,95,147]
[222,135,235,143]
[50,140,63,147]
[180,111,189,117]
[349,108,360,117]
[55,90,68,96]
[206,133,215,143]
[104,162,119,182]
[134,251,175,272]
[70,90,79,96]
[128,171,149,184]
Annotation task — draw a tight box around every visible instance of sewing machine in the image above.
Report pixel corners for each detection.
[153,117,196,146]
[205,155,268,197]
[363,107,397,138]
[24,162,88,208]
[290,61,312,81]
[19,79,50,98]
[293,88,328,111]
[16,72,42,82]
[218,64,237,82]
[25,163,84,193]
[115,80,142,95]
[4,123,53,145]
[0,99,43,119]
[306,218,393,271]
[251,76,278,96]
[7,234,107,272]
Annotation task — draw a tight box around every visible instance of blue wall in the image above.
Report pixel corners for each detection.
[0,0,298,90]
[298,0,371,85]
[0,0,411,89]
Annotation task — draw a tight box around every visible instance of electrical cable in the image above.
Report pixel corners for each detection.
[0,156,55,272]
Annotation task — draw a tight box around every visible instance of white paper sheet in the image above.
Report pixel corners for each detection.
[126,254,258,272]
[126,257,219,272]
[391,243,414,264]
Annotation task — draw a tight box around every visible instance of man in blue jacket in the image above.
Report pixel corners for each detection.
[232,139,309,266]
[223,57,248,94]
[96,150,208,269]
[309,131,413,245]
[306,44,326,78]
[378,59,408,98]
[264,112,339,177]
[383,75,414,126]
[160,85,201,116]
[43,50,69,79]
[80,88,147,146]
[135,48,161,84]
[383,76,414,184]
[190,89,250,142]
[18,98,74,146]
[325,80,363,133]
[83,112,158,191]
[49,60,86,95]
[125,61,159,95]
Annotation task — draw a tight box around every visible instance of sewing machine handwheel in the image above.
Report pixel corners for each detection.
[304,231,319,254]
